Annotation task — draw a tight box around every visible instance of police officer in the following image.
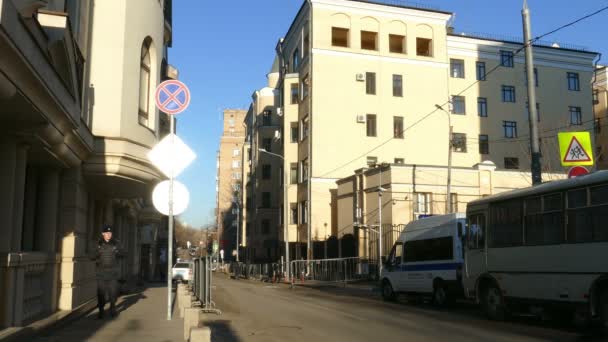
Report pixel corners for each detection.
[91,225,124,318]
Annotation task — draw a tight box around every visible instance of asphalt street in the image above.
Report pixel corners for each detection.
[205,274,602,342]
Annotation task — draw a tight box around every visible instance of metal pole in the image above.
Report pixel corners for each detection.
[378,167,383,276]
[167,116,175,321]
[447,120,453,213]
[236,204,240,262]
[523,0,542,185]
[283,161,290,279]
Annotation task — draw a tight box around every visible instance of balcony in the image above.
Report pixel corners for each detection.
[163,0,172,46]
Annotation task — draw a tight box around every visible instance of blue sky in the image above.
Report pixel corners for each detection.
[171,0,608,228]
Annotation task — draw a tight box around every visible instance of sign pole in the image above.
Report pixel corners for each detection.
[167,115,175,321]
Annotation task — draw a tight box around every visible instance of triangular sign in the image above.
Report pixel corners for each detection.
[563,136,591,163]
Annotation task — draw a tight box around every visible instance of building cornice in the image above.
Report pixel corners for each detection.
[313,48,448,69]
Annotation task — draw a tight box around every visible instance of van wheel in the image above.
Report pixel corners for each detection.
[381,280,397,302]
[433,284,448,307]
[483,284,506,321]
[600,290,608,334]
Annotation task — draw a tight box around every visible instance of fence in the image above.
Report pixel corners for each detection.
[369,224,406,277]
[231,262,286,282]
[290,257,371,286]
[192,256,220,314]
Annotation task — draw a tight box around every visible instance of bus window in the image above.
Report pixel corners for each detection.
[467,214,485,249]
[525,194,564,245]
[490,200,523,247]
[591,185,608,241]
[568,185,608,243]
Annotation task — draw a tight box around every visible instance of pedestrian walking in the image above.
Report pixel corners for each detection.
[91,225,125,318]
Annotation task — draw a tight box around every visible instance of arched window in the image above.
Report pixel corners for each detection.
[139,38,152,124]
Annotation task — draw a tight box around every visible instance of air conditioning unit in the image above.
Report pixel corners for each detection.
[276,108,283,116]
[356,73,365,82]
[356,115,366,123]
[273,130,281,141]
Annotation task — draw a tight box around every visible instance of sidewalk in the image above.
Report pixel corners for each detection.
[33,284,184,342]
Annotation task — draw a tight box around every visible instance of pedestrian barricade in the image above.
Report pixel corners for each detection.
[192,256,221,314]
[290,257,371,287]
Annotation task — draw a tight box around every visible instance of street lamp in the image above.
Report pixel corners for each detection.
[435,104,454,214]
[258,148,290,277]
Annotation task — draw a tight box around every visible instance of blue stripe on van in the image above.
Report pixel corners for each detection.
[396,262,461,272]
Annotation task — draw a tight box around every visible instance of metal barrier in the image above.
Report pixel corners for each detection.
[192,256,221,314]
[290,257,371,286]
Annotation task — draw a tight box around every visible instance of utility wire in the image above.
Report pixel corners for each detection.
[318,5,608,178]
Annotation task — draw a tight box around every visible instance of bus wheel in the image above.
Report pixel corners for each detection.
[432,284,448,307]
[601,290,608,334]
[483,284,506,321]
[381,280,397,302]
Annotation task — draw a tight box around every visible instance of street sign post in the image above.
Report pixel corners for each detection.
[558,132,594,167]
[150,80,193,321]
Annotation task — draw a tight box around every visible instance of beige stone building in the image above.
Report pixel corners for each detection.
[594,65,607,169]
[215,109,247,260]
[0,0,174,334]
[243,0,599,262]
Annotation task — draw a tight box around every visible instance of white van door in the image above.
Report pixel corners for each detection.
[384,242,404,291]
[464,213,487,298]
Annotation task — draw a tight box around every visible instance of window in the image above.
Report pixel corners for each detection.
[567,187,608,243]
[393,116,404,139]
[228,119,235,127]
[262,110,272,126]
[261,219,270,234]
[504,157,519,169]
[526,102,541,122]
[387,242,403,266]
[567,72,580,91]
[479,135,489,154]
[290,84,299,104]
[361,31,377,50]
[300,158,308,182]
[231,172,241,180]
[303,30,310,58]
[389,34,405,54]
[233,149,240,156]
[138,39,152,124]
[501,85,516,103]
[262,164,271,180]
[569,106,582,125]
[300,201,308,224]
[477,97,488,117]
[467,214,485,249]
[593,90,599,105]
[595,118,602,134]
[301,75,309,99]
[232,183,241,192]
[301,117,309,140]
[394,158,404,164]
[290,204,298,225]
[525,67,539,87]
[416,38,432,57]
[415,193,431,214]
[262,192,271,208]
[489,200,523,247]
[450,59,465,78]
[452,133,467,153]
[232,160,241,169]
[451,96,466,114]
[290,163,298,184]
[392,75,403,97]
[366,156,377,166]
[262,138,272,152]
[332,27,349,47]
[404,237,453,262]
[290,122,299,143]
[500,50,514,67]
[292,48,300,72]
[476,61,486,81]
[524,193,564,245]
[366,72,376,95]
[366,114,377,137]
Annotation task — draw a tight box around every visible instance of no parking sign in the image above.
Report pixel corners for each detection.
[155,80,190,115]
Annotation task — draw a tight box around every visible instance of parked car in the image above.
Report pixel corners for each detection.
[381,213,466,306]
[172,261,193,283]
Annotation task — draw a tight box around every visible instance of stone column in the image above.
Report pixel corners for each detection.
[22,167,38,251]
[11,144,28,251]
[0,141,17,253]
[36,169,60,253]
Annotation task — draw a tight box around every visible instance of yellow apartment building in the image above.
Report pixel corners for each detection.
[243,0,599,262]
[594,66,607,169]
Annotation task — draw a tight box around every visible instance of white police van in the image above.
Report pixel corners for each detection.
[380,213,466,305]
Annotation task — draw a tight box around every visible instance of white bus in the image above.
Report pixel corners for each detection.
[464,171,608,330]
[381,213,466,306]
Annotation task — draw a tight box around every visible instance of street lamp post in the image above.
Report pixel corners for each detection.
[377,163,388,277]
[233,196,240,263]
[258,148,290,277]
[435,104,453,214]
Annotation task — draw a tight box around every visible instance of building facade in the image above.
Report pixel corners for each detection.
[0,0,174,334]
[216,109,247,260]
[594,66,607,169]
[244,0,598,262]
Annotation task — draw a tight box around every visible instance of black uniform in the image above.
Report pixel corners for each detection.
[92,237,124,317]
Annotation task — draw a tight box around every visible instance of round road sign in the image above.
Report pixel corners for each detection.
[152,180,190,216]
[155,80,190,115]
[567,166,589,179]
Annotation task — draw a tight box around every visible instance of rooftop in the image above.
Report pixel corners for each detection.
[346,0,452,15]
[449,31,595,54]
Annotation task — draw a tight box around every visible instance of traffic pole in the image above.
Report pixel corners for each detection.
[167,115,175,320]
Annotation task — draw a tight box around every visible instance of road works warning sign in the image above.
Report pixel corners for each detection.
[558,132,594,167]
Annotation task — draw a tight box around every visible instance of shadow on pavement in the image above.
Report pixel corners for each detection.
[205,320,242,342]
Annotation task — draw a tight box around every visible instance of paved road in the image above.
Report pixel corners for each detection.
[206,274,600,342]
